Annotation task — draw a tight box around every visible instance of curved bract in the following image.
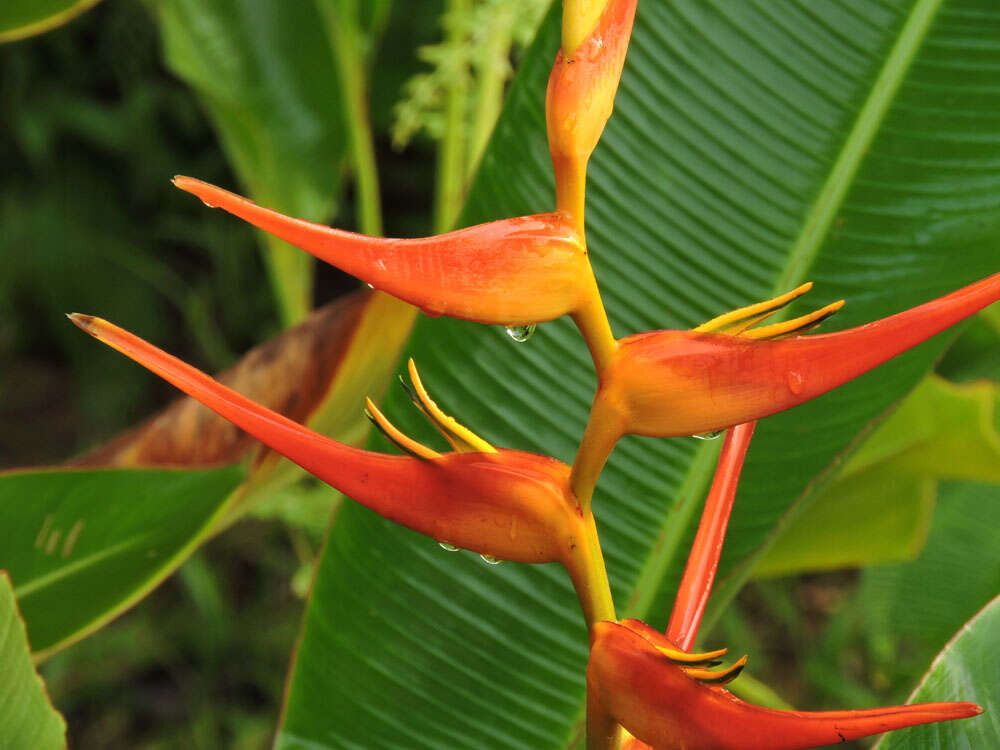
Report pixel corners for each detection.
[173,176,590,327]
[571,273,1000,507]
[68,315,586,567]
[611,271,1000,437]
[587,621,981,750]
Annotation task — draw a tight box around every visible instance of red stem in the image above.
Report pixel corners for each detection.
[666,421,756,650]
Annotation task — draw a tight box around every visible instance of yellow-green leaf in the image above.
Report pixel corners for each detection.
[755,376,1000,578]
[0,0,101,44]
[0,572,66,748]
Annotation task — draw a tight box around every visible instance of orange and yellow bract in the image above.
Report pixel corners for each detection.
[571,271,1000,507]
[547,0,638,224]
[68,313,618,627]
[174,176,591,328]
[588,621,981,750]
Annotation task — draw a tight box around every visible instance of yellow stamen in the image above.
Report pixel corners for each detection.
[695,283,813,334]
[742,300,845,340]
[683,655,748,685]
[364,397,441,460]
[655,645,729,665]
[406,359,496,453]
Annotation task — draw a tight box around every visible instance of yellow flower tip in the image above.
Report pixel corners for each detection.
[403,358,497,454]
[694,282,816,334]
[681,654,748,685]
[562,0,609,57]
[742,299,846,340]
[364,396,441,460]
[655,644,729,665]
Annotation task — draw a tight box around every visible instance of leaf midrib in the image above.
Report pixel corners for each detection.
[563,0,945,745]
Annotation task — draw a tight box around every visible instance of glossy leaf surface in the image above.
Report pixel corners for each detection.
[877,593,1000,749]
[0,572,66,748]
[281,2,1000,747]
[0,0,100,43]
[0,467,243,659]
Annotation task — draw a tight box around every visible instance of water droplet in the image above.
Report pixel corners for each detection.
[505,324,536,343]
[438,542,460,552]
[787,371,804,395]
[693,430,723,440]
[199,198,217,209]
[366,282,375,289]
[480,554,503,565]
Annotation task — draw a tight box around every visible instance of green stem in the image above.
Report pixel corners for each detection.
[566,509,617,629]
[467,7,514,175]
[434,0,470,233]
[323,0,384,236]
[263,233,313,326]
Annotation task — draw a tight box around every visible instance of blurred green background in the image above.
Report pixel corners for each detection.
[1,2,997,748]
[1,3,441,746]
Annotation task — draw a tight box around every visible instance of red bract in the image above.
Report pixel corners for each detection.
[572,272,1000,502]
[67,314,623,624]
[588,621,982,750]
[173,176,593,328]
[666,421,755,651]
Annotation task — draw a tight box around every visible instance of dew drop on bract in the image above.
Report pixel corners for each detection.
[787,370,804,395]
[693,430,723,440]
[480,554,503,565]
[438,542,460,552]
[366,282,375,290]
[505,324,536,343]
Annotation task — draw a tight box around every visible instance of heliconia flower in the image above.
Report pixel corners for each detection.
[172,176,593,328]
[587,620,982,750]
[547,0,638,223]
[571,272,1000,502]
[68,314,618,621]
[173,176,620,372]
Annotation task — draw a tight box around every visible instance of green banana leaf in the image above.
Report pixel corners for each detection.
[876,592,1000,749]
[0,467,244,660]
[0,0,101,43]
[0,572,66,749]
[938,307,1000,383]
[274,1,1000,746]
[0,290,415,659]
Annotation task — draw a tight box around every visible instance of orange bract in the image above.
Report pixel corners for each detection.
[587,621,981,750]
[68,314,588,566]
[571,272,1000,505]
[174,176,591,327]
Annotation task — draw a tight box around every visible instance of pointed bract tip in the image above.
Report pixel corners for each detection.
[67,312,95,332]
[961,702,984,718]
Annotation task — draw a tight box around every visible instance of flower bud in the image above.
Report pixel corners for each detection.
[547,0,638,222]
